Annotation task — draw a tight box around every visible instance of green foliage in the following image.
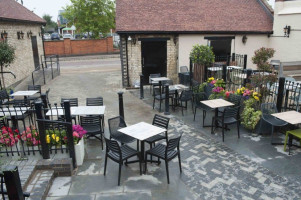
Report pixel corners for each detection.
[0,42,15,68]
[42,14,58,31]
[241,99,262,131]
[252,47,275,71]
[189,45,215,66]
[63,0,115,39]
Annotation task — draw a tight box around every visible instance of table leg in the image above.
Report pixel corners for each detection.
[141,140,145,162]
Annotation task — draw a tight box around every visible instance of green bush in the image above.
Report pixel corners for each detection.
[241,99,262,131]
[189,45,215,66]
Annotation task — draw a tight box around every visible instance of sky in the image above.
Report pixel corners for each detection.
[22,0,275,21]
[23,0,71,21]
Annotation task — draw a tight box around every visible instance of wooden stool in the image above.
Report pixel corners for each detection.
[284,129,301,155]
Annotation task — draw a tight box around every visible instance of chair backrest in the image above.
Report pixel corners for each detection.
[223,106,240,119]
[61,98,78,107]
[28,85,41,93]
[204,85,212,98]
[149,73,161,84]
[108,116,127,138]
[0,90,9,103]
[86,97,103,106]
[13,99,30,107]
[193,92,208,106]
[166,133,182,155]
[180,90,193,100]
[261,103,277,116]
[80,115,101,128]
[152,114,169,130]
[104,137,121,157]
[180,66,188,73]
[228,93,242,106]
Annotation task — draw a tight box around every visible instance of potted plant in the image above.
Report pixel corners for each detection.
[71,125,87,166]
[190,45,215,83]
[21,126,40,147]
[0,41,15,88]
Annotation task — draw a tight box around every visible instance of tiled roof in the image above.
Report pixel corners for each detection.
[0,0,46,24]
[116,0,273,33]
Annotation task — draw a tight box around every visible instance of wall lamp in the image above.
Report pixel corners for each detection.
[1,31,8,40]
[128,35,136,45]
[173,35,178,45]
[242,35,248,44]
[284,25,291,38]
[27,30,32,38]
[17,31,24,39]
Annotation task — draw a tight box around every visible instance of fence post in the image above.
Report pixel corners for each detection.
[222,64,227,82]
[189,58,193,88]
[243,69,252,87]
[232,53,235,62]
[164,84,170,115]
[243,54,248,69]
[140,74,144,99]
[64,100,77,169]
[226,56,230,66]
[118,91,124,119]
[3,166,24,200]
[276,77,285,112]
[204,65,208,82]
[35,101,50,159]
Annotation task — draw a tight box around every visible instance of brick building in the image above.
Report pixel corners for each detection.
[0,0,46,87]
[116,0,274,87]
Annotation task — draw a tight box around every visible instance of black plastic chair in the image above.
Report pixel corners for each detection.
[145,133,182,184]
[0,90,11,105]
[61,98,78,123]
[27,85,42,102]
[149,73,161,94]
[104,137,142,186]
[86,97,104,132]
[174,90,193,115]
[218,93,242,113]
[152,83,165,112]
[145,114,169,145]
[5,99,31,130]
[211,106,240,142]
[260,103,288,143]
[80,115,103,149]
[108,116,136,145]
[193,92,214,127]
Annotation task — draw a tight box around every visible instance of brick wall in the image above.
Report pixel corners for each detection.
[44,37,115,56]
[0,21,44,87]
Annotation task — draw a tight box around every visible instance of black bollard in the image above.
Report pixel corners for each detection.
[35,101,50,159]
[243,54,248,69]
[3,166,25,200]
[276,77,285,112]
[118,91,124,119]
[222,64,227,83]
[140,74,144,99]
[189,58,193,89]
[164,83,170,115]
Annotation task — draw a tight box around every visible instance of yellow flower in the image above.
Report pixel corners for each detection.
[56,136,60,143]
[253,92,258,96]
[52,134,55,140]
[46,135,50,144]
[254,96,259,101]
[241,87,245,91]
[237,89,241,93]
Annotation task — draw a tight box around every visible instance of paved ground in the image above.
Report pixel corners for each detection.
[40,56,301,199]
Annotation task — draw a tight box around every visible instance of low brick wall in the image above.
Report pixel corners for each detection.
[44,37,116,56]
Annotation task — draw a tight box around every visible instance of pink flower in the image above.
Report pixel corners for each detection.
[73,131,79,138]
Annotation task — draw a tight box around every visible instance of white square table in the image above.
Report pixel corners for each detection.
[272,111,301,125]
[201,99,234,132]
[0,107,31,129]
[150,77,170,82]
[227,66,243,70]
[46,106,105,116]
[10,91,39,97]
[118,122,166,162]
[169,84,189,91]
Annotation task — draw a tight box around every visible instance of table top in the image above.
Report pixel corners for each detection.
[234,74,247,79]
[208,67,222,72]
[118,122,166,141]
[10,90,39,96]
[227,66,243,69]
[150,77,170,82]
[46,106,105,116]
[272,111,301,124]
[169,84,189,91]
[200,99,234,109]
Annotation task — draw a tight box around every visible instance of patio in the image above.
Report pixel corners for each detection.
[1,56,301,199]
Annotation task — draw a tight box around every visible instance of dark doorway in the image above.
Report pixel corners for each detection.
[141,41,167,85]
[31,36,40,69]
[210,39,232,58]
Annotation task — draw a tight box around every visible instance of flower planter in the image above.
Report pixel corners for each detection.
[75,138,85,166]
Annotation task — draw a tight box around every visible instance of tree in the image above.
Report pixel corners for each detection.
[0,42,15,88]
[43,14,58,32]
[63,0,115,39]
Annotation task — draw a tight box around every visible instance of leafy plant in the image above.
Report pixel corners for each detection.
[252,47,275,72]
[0,126,20,147]
[21,126,40,146]
[0,42,15,88]
[241,99,262,131]
[190,45,215,66]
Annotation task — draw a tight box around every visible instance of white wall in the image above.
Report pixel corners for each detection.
[178,34,269,70]
[269,0,301,62]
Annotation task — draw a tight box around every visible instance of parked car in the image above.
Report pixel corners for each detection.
[51,33,60,40]
[43,33,51,40]
[63,34,73,39]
